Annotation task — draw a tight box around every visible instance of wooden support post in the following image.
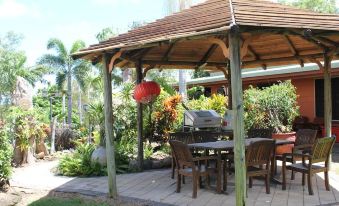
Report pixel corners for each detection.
[324,53,332,137]
[226,61,232,110]
[102,53,117,199]
[136,60,144,171]
[229,26,246,206]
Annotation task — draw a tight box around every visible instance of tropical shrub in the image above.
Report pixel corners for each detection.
[0,122,13,189]
[153,95,182,138]
[186,94,227,116]
[6,107,48,165]
[187,86,204,99]
[58,143,104,176]
[244,80,299,133]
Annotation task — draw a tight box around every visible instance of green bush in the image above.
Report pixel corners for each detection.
[0,123,13,185]
[58,143,104,176]
[244,80,299,133]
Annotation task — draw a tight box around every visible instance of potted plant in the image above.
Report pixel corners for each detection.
[244,81,300,154]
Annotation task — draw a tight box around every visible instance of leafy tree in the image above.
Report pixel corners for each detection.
[38,39,92,126]
[278,0,337,13]
[0,32,48,105]
[192,68,210,79]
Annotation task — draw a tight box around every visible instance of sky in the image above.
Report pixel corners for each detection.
[0,0,204,67]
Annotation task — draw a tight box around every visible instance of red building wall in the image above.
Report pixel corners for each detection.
[291,78,316,122]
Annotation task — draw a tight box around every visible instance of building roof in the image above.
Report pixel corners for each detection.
[181,61,339,86]
[73,0,339,70]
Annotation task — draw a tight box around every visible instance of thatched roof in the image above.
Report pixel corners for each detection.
[73,0,339,70]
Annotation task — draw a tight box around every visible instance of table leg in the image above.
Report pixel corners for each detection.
[270,144,283,184]
[216,150,222,193]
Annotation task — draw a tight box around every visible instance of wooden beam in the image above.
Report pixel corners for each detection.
[242,53,324,67]
[102,53,117,199]
[199,44,218,65]
[115,59,129,68]
[312,36,339,48]
[240,36,252,59]
[324,53,332,137]
[108,51,122,73]
[229,26,246,206]
[306,57,324,70]
[142,52,325,68]
[283,35,304,67]
[202,37,229,58]
[162,43,176,61]
[142,65,156,78]
[136,60,144,171]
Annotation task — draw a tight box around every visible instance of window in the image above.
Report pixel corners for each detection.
[315,77,339,120]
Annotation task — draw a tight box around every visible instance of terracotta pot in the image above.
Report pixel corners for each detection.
[272,132,296,155]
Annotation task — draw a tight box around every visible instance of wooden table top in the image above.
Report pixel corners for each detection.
[188,138,294,150]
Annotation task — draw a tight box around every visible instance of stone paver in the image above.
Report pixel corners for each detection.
[6,147,339,206]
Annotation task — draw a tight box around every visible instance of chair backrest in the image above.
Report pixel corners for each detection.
[246,139,275,167]
[311,137,335,164]
[169,132,194,144]
[192,130,219,143]
[247,128,273,139]
[295,129,318,146]
[169,140,194,168]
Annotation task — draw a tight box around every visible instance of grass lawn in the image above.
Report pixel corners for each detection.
[28,197,109,206]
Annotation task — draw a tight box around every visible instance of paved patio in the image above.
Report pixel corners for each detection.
[9,144,339,206]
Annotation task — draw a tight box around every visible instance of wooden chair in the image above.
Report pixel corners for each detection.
[282,136,335,195]
[276,129,317,179]
[169,132,195,179]
[246,139,275,194]
[169,140,217,198]
[247,128,273,139]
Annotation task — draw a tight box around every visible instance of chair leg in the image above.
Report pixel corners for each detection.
[308,173,314,195]
[249,177,253,188]
[182,176,185,184]
[193,174,198,198]
[223,161,227,192]
[282,160,286,190]
[291,160,295,180]
[199,176,202,188]
[176,173,181,193]
[302,173,305,186]
[265,174,270,194]
[206,175,211,190]
[324,171,330,191]
[171,158,175,179]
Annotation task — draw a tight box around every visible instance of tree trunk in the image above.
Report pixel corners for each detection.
[62,93,66,128]
[178,70,187,101]
[67,69,72,127]
[50,117,57,154]
[78,85,82,124]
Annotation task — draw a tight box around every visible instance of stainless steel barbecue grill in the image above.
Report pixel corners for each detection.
[183,110,222,129]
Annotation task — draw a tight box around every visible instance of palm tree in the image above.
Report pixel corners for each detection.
[38,38,91,126]
[0,32,48,105]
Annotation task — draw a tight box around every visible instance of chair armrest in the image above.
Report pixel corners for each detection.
[282,152,311,162]
[193,156,218,162]
[293,144,313,151]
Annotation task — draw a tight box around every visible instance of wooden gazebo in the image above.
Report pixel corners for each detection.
[73,0,339,205]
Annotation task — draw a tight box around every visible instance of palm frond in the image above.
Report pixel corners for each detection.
[37,54,66,71]
[73,60,92,91]
[70,40,86,54]
[47,38,68,60]
[56,72,67,90]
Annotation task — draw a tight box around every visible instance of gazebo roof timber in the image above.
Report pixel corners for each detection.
[73,0,339,71]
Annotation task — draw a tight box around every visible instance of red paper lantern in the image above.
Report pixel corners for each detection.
[133,81,161,104]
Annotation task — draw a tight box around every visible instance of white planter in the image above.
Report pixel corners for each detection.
[91,146,107,166]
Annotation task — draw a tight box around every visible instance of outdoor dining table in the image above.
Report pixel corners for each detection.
[188,137,294,194]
